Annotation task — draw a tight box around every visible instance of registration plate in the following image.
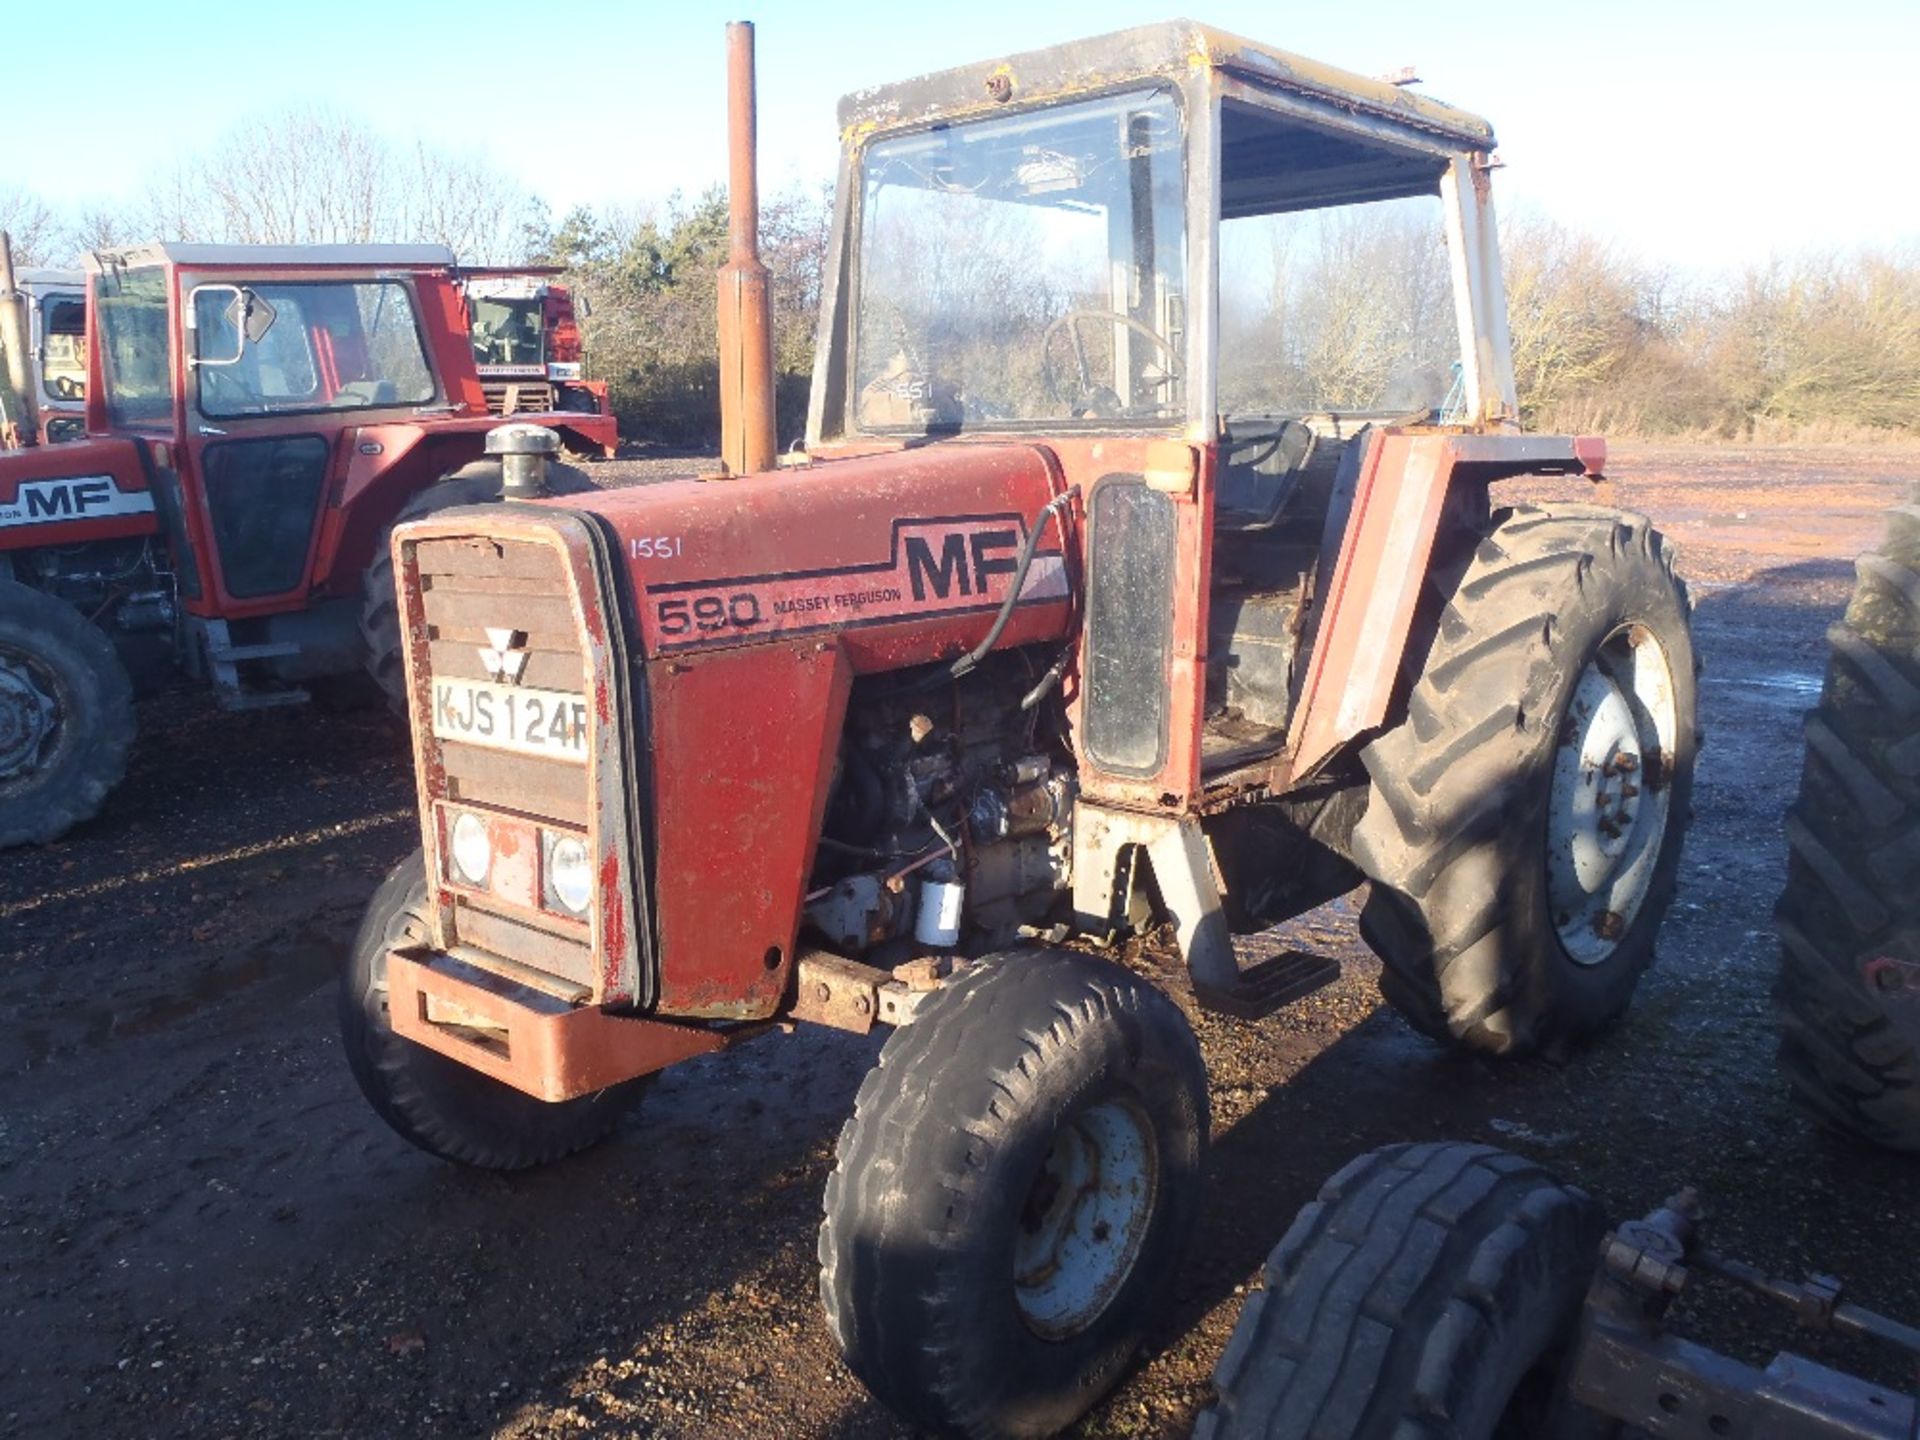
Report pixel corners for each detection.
[431,678,589,763]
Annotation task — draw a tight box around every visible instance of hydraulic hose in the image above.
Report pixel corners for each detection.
[933,485,1079,687]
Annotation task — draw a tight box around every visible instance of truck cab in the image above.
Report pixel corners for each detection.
[463,271,617,458]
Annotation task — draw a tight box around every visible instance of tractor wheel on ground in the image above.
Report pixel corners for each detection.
[0,579,136,849]
[1775,495,1920,1151]
[818,950,1208,1440]
[1349,502,1697,1057]
[339,850,647,1170]
[1198,1142,1605,1440]
[359,457,594,711]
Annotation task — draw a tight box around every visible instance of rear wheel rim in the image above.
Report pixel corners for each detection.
[0,642,65,784]
[1546,623,1679,965]
[1012,1097,1158,1339]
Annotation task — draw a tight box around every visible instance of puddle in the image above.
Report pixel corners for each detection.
[1713,669,1823,700]
[10,922,345,1073]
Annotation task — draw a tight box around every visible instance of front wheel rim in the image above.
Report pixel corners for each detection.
[1012,1097,1159,1339]
[0,643,65,784]
[1546,623,1679,966]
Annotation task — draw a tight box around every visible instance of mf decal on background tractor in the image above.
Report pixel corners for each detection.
[343,22,1699,1439]
[0,239,602,849]
[0,261,88,446]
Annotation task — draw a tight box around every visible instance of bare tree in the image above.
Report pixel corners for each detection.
[139,105,530,259]
[0,188,62,267]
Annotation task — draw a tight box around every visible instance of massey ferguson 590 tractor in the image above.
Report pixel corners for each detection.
[0,239,596,848]
[343,22,1698,1438]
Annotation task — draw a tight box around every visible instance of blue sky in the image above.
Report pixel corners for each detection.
[17,0,1917,274]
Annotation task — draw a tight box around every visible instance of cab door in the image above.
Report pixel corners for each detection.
[180,278,335,607]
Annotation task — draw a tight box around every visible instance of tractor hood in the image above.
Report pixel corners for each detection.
[559,444,1074,672]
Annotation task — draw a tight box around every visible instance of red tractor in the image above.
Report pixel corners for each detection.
[463,270,617,459]
[0,259,87,446]
[0,239,595,848]
[343,23,1699,1439]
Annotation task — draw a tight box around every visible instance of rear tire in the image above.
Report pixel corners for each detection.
[339,850,647,1170]
[818,950,1208,1440]
[358,457,593,711]
[1775,497,1920,1150]
[1350,503,1697,1056]
[1199,1142,1604,1440]
[0,579,136,848]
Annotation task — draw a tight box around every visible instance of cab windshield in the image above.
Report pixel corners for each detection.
[193,279,437,419]
[470,296,546,369]
[854,87,1186,433]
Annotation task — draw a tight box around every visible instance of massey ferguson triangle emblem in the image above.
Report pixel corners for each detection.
[479,628,529,684]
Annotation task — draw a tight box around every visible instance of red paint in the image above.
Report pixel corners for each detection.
[647,640,853,1018]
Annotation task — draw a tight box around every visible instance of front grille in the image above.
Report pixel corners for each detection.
[412,533,597,996]
[482,381,557,416]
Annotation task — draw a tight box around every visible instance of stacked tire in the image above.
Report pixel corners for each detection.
[1776,494,1920,1150]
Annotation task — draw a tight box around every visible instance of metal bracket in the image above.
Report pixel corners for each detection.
[786,948,938,1034]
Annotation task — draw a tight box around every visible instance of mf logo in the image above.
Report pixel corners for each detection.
[478,627,530,684]
[0,476,156,529]
[904,528,1020,602]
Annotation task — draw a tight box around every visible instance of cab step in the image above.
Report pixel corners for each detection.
[1193,949,1341,1020]
[215,686,310,711]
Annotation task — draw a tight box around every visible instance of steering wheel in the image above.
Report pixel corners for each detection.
[1040,309,1180,419]
[50,375,83,399]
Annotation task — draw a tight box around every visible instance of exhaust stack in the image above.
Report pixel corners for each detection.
[716,20,777,476]
[0,231,39,448]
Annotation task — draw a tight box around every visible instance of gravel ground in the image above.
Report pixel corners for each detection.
[3,440,1918,1438]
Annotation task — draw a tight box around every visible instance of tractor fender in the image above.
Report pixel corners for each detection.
[1285,429,1603,781]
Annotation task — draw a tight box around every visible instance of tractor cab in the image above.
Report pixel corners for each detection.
[20,270,88,443]
[80,243,484,621]
[806,23,1586,808]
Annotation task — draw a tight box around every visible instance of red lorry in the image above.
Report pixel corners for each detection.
[464,270,617,459]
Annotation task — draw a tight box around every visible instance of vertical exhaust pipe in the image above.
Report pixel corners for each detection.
[0,231,40,448]
[716,20,777,476]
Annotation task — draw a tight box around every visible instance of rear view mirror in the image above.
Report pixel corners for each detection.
[188,284,275,367]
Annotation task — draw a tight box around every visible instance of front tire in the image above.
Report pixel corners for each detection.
[1199,1142,1604,1440]
[1776,496,1920,1150]
[1350,503,1697,1056]
[818,951,1208,1440]
[339,851,646,1170]
[0,579,136,848]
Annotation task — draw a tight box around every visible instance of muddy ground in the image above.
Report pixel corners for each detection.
[4,441,1918,1438]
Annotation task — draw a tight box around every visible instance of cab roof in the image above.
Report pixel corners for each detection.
[17,268,83,290]
[84,242,459,273]
[838,18,1496,151]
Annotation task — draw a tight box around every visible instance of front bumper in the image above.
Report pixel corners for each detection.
[387,949,726,1102]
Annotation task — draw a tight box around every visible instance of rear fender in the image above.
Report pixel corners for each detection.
[1284,429,1603,780]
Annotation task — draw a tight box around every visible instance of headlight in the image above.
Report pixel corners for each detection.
[546,833,592,916]
[449,811,492,887]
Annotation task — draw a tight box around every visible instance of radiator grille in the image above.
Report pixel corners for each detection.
[482,381,558,416]
[413,535,596,994]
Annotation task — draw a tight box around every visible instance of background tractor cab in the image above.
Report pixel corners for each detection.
[0,241,594,848]
[0,268,89,446]
[462,270,617,459]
